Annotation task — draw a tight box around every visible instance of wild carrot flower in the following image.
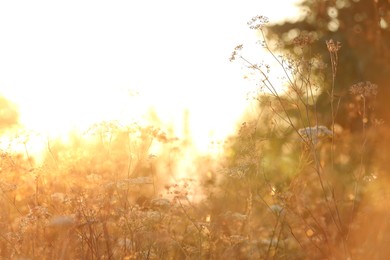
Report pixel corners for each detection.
[349,81,378,97]
[229,44,243,62]
[247,15,269,30]
[49,215,75,226]
[298,125,333,144]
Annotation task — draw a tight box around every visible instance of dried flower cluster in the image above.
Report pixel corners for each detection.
[326,39,342,53]
[293,33,315,47]
[349,81,378,97]
[247,15,269,30]
[229,44,243,62]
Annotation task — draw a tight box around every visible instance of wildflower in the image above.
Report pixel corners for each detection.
[298,125,333,144]
[229,44,243,62]
[0,180,17,192]
[293,33,315,47]
[31,206,50,217]
[106,177,153,190]
[247,15,269,30]
[151,198,170,209]
[349,81,378,97]
[326,39,341,53]
[219,165,249,178]
[49,215,75,227]
[146,211,162,223]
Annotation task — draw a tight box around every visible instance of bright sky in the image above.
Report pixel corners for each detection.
[0,0,301,153]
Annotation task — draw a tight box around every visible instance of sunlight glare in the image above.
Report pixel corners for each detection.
[0,0,302,159]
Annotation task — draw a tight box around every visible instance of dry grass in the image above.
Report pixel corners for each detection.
[0,15,388,260]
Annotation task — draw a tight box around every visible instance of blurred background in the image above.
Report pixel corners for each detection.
[0,0,301,154]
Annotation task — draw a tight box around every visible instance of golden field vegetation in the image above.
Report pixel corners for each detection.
[0,16,389,260]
